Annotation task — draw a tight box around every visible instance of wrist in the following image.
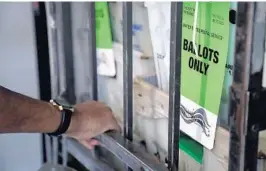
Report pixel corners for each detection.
[66,109,78,134]
[47,100,74,136]
[48,103,62,133]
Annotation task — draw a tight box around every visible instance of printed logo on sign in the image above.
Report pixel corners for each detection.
[180,104,211,137]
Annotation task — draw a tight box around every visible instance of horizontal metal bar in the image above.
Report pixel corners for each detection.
[95,131,168,171]
[38,163,77,171]
[67,138,115,171]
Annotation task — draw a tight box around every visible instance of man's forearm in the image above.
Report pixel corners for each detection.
[0,86,61,133]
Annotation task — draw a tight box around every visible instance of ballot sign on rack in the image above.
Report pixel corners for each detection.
[180,2,230,149]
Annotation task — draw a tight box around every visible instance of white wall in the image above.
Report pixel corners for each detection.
[0,2,42,171]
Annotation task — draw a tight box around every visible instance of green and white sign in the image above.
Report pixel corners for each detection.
[95,2,116,77]
[180,2,230,149]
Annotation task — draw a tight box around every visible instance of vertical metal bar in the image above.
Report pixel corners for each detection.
[228,2,257,171]
[55,2,66,98]
[257,158,266,171]
[88,2,101,160]
[44,135,52,163]
[50,2,75,165]
[61,2,76,104]
[54,2,73,165]
[51,2,62,164]
[123,2,133,141]
[167,2,182,171]
[88,2,98,100]
[45,2,59,165]
[52,136,59,164]
[45,2,59,100]
[34,2,54,164]
[62,136,68,166]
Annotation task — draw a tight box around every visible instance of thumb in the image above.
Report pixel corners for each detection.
[108,117,121,133]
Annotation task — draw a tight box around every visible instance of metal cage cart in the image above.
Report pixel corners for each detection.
[38,1,266,171]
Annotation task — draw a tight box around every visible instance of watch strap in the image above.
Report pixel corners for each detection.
[48,100,73,136]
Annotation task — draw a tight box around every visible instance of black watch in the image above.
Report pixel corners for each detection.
[47,99,74,136]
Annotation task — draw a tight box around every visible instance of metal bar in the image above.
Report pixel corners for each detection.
[44,134,52,163]
[52,136,59,164]
[61,2,76,104]
[228,2,257,171]
[123,2,133,142]
[67,138,115,171]
[257,158,266,171]
[62,136,68,166]
[122,4,133,170]
[95,131,168,171]
[167,2,182,171]
[45,2,60,99]
[47,2,59,165]
[35,2,54,164]
[48,2,76,166]
[55,2,66,98]
[88,2,102,160]
[88,2,98,100]
[259,2,266,89]
[49,2,75,165]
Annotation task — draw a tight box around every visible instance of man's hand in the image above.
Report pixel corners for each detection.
[66,101,120,150]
